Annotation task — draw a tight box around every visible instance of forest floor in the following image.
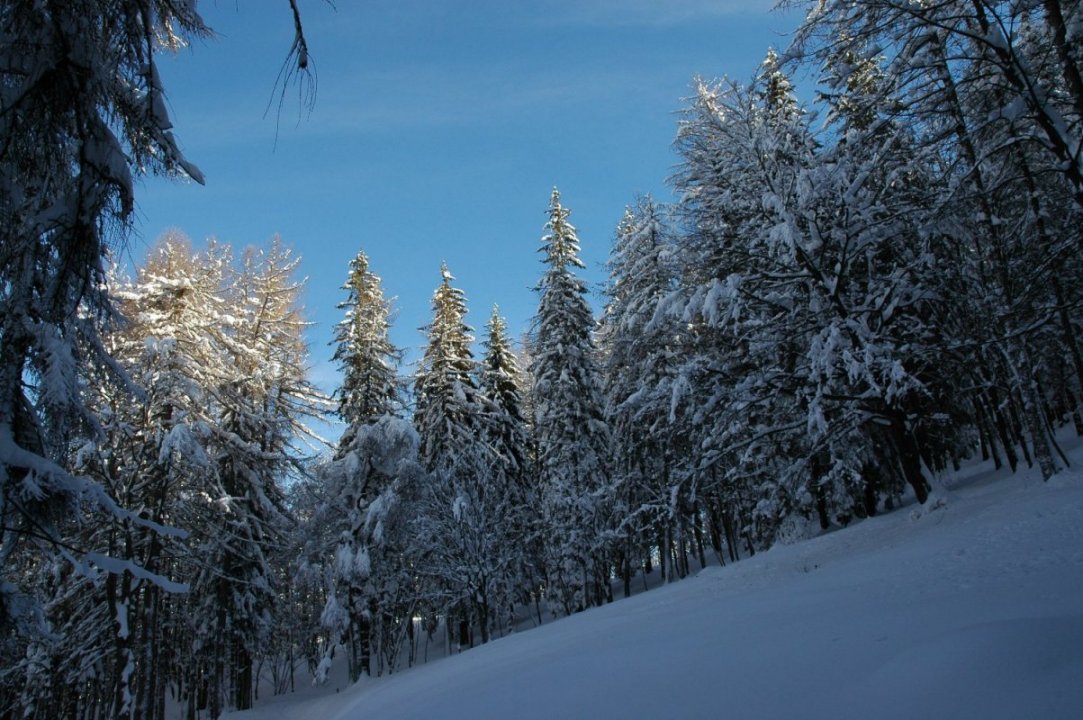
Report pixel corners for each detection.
[231,432,1083,719]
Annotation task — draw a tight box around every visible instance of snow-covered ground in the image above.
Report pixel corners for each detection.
[232,439,1083,720]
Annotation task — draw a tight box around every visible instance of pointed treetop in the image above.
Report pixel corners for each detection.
[338,248,388,315]
[426,262,470,337]
[488,304,507,334]
[547,187,570,231]
[351,248,370,273]
[616,206,636,239]
[541,187,584,271]
[332,246,400,429]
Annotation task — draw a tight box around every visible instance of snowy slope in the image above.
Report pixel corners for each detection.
[233,444,1083,720]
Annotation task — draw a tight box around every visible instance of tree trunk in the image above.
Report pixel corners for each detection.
[1040,0,1083,123]
[891,416,930,504]
[721,505,739,562]
[621,545,632,598]
[1016,350,1058,480]
[476,594,491,645]
[973,397,1003,470]
[692,506,707,570]
[704,495,725,565]
[660,526,671,584]
[987,387,1020,472]
[861,462,879,518]
[234,637,254,711]
[360,608,372,677]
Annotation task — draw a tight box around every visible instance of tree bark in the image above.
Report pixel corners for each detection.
[891,416,930,504]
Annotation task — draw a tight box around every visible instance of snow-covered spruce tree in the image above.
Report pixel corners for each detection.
[316,248,404,682]
[332,249,403,445]
[478,306,537,618]
[415,265,481,472]
[413,265,520,647]
[601,198,698,590]
[479,308,530,495]
[531,189,612,614]
[0,1,207,643]
[316,415,426,678]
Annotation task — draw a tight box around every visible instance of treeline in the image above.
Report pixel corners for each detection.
[3,1,1083,718]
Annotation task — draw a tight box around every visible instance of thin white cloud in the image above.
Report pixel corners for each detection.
[533,0,780,27]
[175,59,694,146]
[319,62,693,135]
[306,1,781,34]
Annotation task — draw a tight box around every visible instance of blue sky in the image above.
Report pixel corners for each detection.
[134,0,802,407]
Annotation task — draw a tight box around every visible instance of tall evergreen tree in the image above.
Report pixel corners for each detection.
[319,248,403,681]
[332,249,402,440]
[531,189,612,614]
[479,307,530,488]
[478,306,536,615]
[413,265,508,647]
[414,265,481,473]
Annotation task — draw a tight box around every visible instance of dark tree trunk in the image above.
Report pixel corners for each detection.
[974,397,1003,469]
[721,505,739,562]
[692,506,707,570]
[891,416,930,504]
[861,462,878,518]
[234,639,253,711]
[704,495,725,565]
[988,387,1020,472]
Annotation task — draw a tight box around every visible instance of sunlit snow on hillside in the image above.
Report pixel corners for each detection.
[230,434,1083,720]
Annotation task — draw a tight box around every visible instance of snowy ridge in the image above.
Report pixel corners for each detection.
[232,438,1083,720]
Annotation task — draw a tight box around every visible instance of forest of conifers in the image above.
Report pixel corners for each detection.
[2,2,1082,718]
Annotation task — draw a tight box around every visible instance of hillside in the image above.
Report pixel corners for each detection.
[232,437,1083,720]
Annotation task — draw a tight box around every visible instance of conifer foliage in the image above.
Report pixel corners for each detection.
[478,306,536,604]
[332,250,401,435]
[531,189,612,614]
[316,248,405,682]
[412,266,520,647]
